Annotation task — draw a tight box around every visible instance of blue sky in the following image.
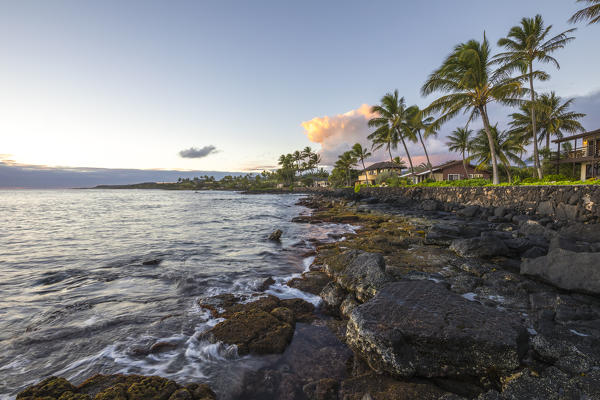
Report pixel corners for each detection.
[0,0,598,185]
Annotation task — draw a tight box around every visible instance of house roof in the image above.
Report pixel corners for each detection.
[400,160,484,176]
[552,128,600,144]
[365,161,404,171]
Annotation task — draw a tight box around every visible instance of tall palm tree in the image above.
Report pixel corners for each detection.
[446,127,473,179]
[407,106,438,177]
[471,125,526,183]
[368,90,417,175]
[422,35,522,184]
[351,143,372,186]
[537,92,586,151]
[495,15,576,179]
[508,92,586,152]
[334,151,357,187]
[570,0,600,25]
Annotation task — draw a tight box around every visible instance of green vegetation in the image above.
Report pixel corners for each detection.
[569,0,600,25]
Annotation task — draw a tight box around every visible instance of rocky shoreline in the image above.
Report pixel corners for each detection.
[17,193,600,399]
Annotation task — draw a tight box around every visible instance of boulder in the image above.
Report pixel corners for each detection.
[268,229,283,241]
[319,282,346,311]
[18,375,216,400]
[205,308,294,355]
[346,281,527,378]
[450,236,509,258]
[425,223,483,245]
[287,271,331,295]
[331,250,391,302]
[521,248,600,295]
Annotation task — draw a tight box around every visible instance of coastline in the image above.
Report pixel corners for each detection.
[16,192,600,399]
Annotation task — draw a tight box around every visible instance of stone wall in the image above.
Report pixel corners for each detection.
[297,186,600,223]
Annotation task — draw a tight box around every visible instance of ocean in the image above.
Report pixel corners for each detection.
[0,189,353,398]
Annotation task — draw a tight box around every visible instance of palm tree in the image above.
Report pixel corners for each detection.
[407,106,438,177]
[446,127,473,179]
[422,35,522,184]
[351,143,372,186]
[471,125,526,183]
[537,92,586,151]
[570,0,600,24]
[292,150,303,173]
[495,15,576,179]
[392,156,407,171]
[334,151,358,187]
[368,90,417,174]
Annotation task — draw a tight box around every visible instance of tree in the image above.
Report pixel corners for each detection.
[471,125,526,183]
[407,106,438,177]
[422,35,522,184]
[446,127,473,179]
[332,151,358,187]
[368,90,417,174]
[495,14,576,179]
[508,92,586,152]
[351,143,372,186]
[569,0,600,25]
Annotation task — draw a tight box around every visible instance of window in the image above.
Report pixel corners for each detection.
[469,173,483,178]
[447,174,461,181]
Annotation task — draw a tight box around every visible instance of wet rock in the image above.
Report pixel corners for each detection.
[205,308,294,355]
[521,248,600,295]
[421,199,440,211]
[346,281,528,378]
[340,295,359,318]
[530,334,592,374]
[287,271,331,295]
[200,295,315,355]
[497,367,581,400]
[339,374,450,400]
[16,377,78,400]
[197,293,242,318]
[19,375,216,400]
[458,205,481,218]
[258,276,275,291]
[521,246,547,259]
[268,229,283,241]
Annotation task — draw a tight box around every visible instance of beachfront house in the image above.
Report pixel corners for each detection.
[313,180,330,188]
[552,128,600,180]
[401,160,490,183]
[356,161,404,185]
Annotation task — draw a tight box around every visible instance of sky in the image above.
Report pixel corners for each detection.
[0,0,598,187]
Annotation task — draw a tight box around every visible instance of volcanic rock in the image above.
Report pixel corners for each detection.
[346,281,528,378]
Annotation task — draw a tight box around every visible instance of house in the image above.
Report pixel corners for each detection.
[552,128,600,180]
[356,161,404,185]
[401,160,490,183]
[313,180,330,188]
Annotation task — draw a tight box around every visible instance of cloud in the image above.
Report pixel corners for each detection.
[178,145,218,159]
[301,104,456,167]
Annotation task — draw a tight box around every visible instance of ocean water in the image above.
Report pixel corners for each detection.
[0,190,353,399]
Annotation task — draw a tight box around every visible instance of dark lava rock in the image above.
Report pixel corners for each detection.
[450,236,509,259]
[18,374,216,400]
[268,229,283,241]
[521,248,600,295]
[197,293,242,318]
[346,281,528,378]
[425,222,483,246]
[287,271,331,295]
[258,276,275,291]
[324,250,392,302]
[339,374,450,400]
[302,378,339,400]
[320,282,347,312]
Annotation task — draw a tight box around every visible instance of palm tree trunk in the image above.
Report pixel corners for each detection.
[398,128,415,176]
[480,106,500,185]
[361,158,369,186]
[546,131,550,152]
[387,142,393,162]
[462,150,469,179]
[418,131,434,177]
[504,163,512,184]
[529,64,543,179]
